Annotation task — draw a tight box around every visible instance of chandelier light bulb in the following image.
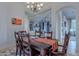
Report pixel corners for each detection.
[40,3,43,6]
[38,7,41,10]
[37,4,40,7]
[31,5,33,8]
[26,2,43,12]
[27,5,30,8]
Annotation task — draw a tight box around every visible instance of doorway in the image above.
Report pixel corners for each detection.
[58,7,76,55]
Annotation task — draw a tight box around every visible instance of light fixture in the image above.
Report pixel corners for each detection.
[26,2,43,12]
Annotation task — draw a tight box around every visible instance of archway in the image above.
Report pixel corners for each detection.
[57,6,76,55]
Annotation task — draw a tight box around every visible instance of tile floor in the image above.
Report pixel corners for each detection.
[67,36,76,56]
[0,48,16,56]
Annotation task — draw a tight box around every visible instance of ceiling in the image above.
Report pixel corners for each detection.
[24,2,76,20]
[24,2,51,16]
[62,7,76,19]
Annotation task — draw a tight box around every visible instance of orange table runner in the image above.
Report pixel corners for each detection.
[34,38,58,53]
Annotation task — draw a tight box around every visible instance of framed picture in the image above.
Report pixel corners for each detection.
[12,18,22,25]
[12,18,16,24]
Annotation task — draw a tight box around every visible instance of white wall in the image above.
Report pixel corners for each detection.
[0,3,8,49]
[49,2,79,55]
[0,2,29,49]
[6,3,25,47]
[24,15,30,32]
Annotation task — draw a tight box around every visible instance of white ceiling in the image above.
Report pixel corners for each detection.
[24,2,51,16]
[62,7,76,19]
[24,2,76,19]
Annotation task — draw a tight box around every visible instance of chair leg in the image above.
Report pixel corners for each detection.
[23,52,25,56]
[20,49,22,56]
[16,47,18,56]
[23,53,25,56]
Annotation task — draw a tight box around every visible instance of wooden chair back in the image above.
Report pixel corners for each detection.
[48,33,70,56]
[14,31,32,56]
[44,32,52,39]
[35,31,42,38]
[61,33,70,55]
[19,32,32,56]
[14,32,22,55]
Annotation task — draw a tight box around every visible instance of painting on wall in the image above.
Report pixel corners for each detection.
[12,18,22,25]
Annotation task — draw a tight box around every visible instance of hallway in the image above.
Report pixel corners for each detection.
[67,36,76,56]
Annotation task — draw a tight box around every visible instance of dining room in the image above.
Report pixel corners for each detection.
[0,2,78,56]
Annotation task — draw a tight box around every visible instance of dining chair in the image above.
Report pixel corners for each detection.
[18,31,40,56]
[21,33,32,56]
[44,32,52,39]
[35,31,42,38]
[49,33,70,56]
[18,31,27,37]
[14,32,23,56]
[14,31,27,56]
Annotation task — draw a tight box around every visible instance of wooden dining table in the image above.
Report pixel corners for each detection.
[30,39,51,56]
[30,38,58,56]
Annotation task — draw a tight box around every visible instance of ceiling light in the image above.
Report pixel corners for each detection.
[26,2,43,12]
[40,3,43,6]
[27,5,30,8]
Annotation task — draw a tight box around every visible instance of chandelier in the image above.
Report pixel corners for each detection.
[26,2,43,12]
